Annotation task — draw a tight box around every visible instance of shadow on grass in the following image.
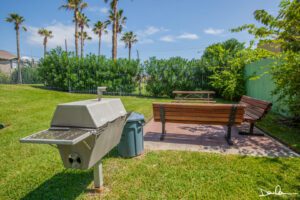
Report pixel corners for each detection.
[29,85,170,100]
[21,169,93,200]
[20,147,125,200]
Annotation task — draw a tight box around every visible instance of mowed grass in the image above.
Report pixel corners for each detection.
[257,113,300,152]
[0,84,299,200]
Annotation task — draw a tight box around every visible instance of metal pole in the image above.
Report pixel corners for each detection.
[65,39,68,53]
[93,160,104,190]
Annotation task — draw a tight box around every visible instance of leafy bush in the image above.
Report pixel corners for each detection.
[144,57,209,97]
[38,48,140,92]
[272,51,300,119]
[202,39,272,100]
[0,71,10,83]
[231,0,300,118]
[11,66,41,84]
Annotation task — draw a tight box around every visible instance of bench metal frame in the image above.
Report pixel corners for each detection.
[158,104,239,145]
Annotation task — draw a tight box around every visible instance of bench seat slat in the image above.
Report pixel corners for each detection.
[154,111,244,118]
[240,102,266,114]
[153,120,240,126]
[244,111,261,120]
[153,108,245,115]
[153,103,240,109]
[154,115,243,123]
[244,114,257,122]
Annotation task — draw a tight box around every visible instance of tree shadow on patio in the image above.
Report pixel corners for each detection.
[21,169,93,200]
[144,123,298,157]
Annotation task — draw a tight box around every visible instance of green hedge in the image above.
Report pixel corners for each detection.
[0,71,10,84]
[11,66,41,84]
[144,57,210,97]
[38,48,140,92]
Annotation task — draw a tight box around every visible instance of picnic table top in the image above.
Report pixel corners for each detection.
[173,91,216,94]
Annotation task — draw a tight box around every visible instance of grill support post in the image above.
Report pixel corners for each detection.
[94,160,104,192]
[97,87,107,101]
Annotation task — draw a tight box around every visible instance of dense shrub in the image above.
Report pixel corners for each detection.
[202,39,272,100]
[144,57,209,97]
[38,48,140,92]
[0,71,10,83]
[11,66,41,84]
[272,51,300,119]
[231,0,300,119]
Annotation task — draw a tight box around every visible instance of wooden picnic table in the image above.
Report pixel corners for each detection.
[173,91,216,103]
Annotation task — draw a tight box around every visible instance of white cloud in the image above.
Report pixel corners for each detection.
[27,23,75,48]
[87,6,109,14]
[142,26,168,36]
[135,26,169,45]
[27,22,113,49]
[100,7,109,14]
[138,38,154,44]
[204,28,225,35]
[136,26,168,37]
[160,35,175,42]
[177,33,199,40]
[159,33,199,42]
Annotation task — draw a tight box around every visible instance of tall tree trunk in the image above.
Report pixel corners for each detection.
[43,37,47,57]
[44,44,46,57]
[74,10,79,57]
[80,27,84,58]
[65,39,68,53]
[16,27,22,84]
[128,43,131,60]
[98,32,102,57]
[112,0,118,60]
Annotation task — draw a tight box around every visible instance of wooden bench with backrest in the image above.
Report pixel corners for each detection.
[239,95,272,136]
[152,103,245,145]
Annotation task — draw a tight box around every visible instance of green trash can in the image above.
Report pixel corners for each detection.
[118,112,145,158]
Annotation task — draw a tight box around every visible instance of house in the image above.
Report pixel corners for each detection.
[0,50,17,76]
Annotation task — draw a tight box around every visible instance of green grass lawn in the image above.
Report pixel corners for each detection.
[0,84,299,200]
[257,113,300,152]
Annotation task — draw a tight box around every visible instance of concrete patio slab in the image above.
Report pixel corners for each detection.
[144,119,299,157]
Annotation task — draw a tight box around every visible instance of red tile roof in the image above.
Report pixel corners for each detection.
[0,50,17,60]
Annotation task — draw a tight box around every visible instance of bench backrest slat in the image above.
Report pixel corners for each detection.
[153,103,245,125]
[239,96,272,121]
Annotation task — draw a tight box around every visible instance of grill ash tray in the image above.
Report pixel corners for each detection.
[20,127,95,145]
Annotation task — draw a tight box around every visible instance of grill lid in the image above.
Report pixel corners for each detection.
[51,98,126,128]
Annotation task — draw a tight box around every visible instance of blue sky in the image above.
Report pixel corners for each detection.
[0,0,281,60]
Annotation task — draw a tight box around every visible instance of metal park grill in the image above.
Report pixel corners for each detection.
[20,88,127,191]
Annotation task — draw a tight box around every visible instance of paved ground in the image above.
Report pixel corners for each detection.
[144,119,299,157]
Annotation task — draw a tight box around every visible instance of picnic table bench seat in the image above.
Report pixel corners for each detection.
[152,103,245,145]
[239,95,272,136]
[173,90,216,103]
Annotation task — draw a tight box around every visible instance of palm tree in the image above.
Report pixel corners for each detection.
[93,21,108,57]
[60,0,88,57]
[121,31,138,60]
[78,31,92,56]
[6,13,27,84]
[106,7,127,60]
[38,28,53,57]
[104,0,117,60]
[77,12,89,58]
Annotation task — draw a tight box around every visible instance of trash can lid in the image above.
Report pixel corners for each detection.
[127,112,145,122]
